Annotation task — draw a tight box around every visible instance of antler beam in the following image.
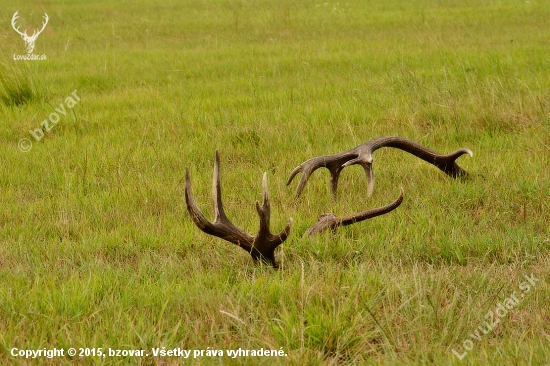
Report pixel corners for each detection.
[11,12,26,37]
[185,151,293,268]
[305,189,404,236]
[287,136,473,199]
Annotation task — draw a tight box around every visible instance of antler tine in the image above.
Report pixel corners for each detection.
[185,152,292,268]
[305,188,404,236]
[286,152,357,199]
[286,163,317,199]
[185,153,253,252]
[185,167,211,229]
[11,11,25,36]
[253,173,293,268]
[437,148,473,177]
[40,13,48,32]
[288,136,472,199]
[256,173,273,237]
[364,163,374,197]
[212,150,229,223]
[31,13,49,37]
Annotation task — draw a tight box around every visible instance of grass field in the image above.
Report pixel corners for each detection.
[1,0,549,364]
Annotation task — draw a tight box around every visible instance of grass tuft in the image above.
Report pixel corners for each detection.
[0,61,39,106]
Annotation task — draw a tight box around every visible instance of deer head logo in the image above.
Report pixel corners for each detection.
[11,11,49,54]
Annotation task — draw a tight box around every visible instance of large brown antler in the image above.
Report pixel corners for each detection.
[287,136,473,199]
[185,151,293,268]
[305,189,403,236]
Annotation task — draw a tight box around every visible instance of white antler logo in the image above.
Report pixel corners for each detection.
[11,11,49,54]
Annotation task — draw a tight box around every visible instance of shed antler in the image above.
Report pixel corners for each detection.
[305,188,404,236]
[287,136,473,199]
[185,151,293,268]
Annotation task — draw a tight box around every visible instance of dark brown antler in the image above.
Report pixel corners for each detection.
[305,189,404,236]
[287,136,473,199]
[185,151,293,268]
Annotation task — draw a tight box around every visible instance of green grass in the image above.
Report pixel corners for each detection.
[1,0,549,364]
[0,62,39,106]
